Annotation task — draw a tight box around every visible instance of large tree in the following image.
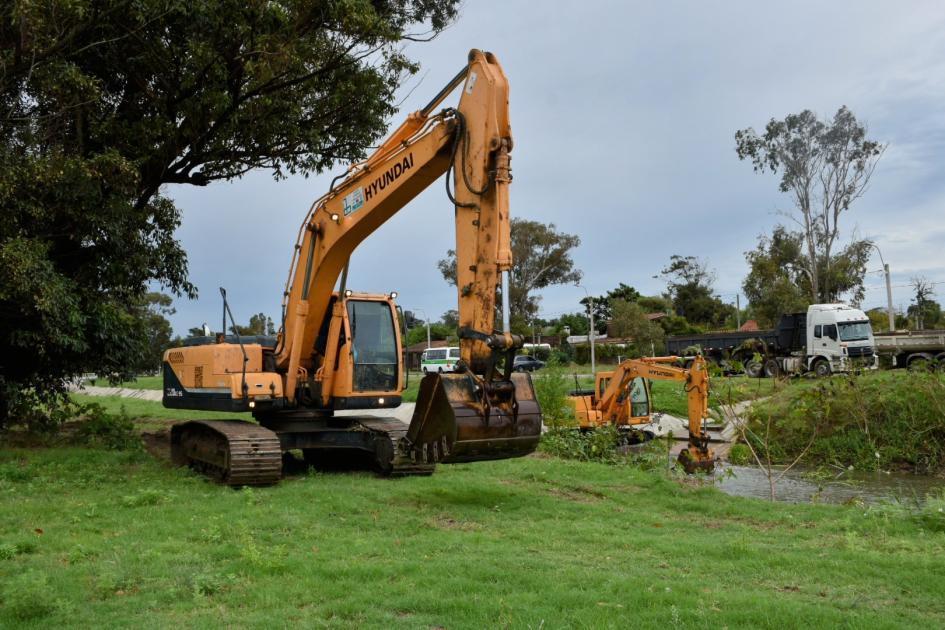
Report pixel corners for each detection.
[579,283,641,334]
[908,276,941,330]
[659,255,733,328]
[743,226,873,326]
[437,218,582,327]
[0,0,459,425]
[235,313,276,336]
[608,299,665,357]
[742,227,810,326]
[735,106,884,302]
[127,292,175,374]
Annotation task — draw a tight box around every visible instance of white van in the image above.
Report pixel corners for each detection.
[420,346,460,373]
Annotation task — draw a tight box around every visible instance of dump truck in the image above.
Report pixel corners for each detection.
[873,329,945,369]
[665,304,878,377]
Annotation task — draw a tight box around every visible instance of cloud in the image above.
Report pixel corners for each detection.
[165,1,945,333]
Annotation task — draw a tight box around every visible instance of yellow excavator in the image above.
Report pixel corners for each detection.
[162,50,542,485]
[567,356,715,472]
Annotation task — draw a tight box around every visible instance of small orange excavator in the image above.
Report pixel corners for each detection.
[162,50,542,485]
[567,356,715,472]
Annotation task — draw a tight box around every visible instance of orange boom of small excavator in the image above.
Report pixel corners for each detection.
[162,50,542,485]
[567,356,715,473]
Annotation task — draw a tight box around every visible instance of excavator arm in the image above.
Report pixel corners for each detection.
[258,49,538,463]
[277,49,516,400]
[579,356,715,473]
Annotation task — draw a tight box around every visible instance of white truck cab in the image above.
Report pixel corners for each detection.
[805,304,877,376]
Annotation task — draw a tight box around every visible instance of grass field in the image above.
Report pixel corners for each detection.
[1,445,944,628]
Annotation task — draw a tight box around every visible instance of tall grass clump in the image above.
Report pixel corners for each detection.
[747,371,945,474]
[532,358,575,429]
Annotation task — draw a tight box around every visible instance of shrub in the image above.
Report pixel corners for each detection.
[76,403,140,450]
[532,359,575,429]
[540,425,667,471]
[728,443,752,465]
[748,372,945,474]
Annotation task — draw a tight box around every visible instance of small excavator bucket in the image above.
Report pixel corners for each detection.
[405,372,542,463]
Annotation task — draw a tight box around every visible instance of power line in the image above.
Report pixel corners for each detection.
[863,280,945,291]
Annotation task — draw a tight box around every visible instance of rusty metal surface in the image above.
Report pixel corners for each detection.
[405,371,542,464]
[355,417,436,476]
[170,420,282,486]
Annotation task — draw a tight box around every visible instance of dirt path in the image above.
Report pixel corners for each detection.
[69,383,164,401]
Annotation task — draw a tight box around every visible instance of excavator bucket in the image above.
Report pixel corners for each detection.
[405,371,542,463]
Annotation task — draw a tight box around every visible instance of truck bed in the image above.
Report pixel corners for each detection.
[665,329,778,356]
[874,330,945,354]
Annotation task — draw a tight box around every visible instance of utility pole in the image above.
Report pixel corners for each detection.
[588,295,596,377]
[870,244,896,332]
[577,284,596,376]
[884,263,895,331]
[735,294,741,329]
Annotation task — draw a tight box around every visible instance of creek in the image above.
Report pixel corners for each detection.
[713,464,945,505]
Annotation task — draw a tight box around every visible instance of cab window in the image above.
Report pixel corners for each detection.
[814,325,822,339]
[630,378,649,417]
[346,300,398,392]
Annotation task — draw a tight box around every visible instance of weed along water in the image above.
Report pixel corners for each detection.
[714,465,945,505]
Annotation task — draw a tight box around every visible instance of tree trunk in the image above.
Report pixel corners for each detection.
[0,385,9,431]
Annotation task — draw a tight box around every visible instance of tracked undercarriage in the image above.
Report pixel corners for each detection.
[170,414,437,486]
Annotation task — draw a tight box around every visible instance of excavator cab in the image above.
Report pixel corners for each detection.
[571,375,651,428]
[315,293,404,408]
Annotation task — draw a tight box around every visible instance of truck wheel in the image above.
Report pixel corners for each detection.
[745,360,764,379]
[936,353,945,371]
[907,354,933,372]
[763,358,781,378]
[813,359,831,378]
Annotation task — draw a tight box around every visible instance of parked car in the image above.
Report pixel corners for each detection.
[513,355,545,372]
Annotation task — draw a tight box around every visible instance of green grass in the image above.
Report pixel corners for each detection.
[69,394,251,425]
[1,447,943,628]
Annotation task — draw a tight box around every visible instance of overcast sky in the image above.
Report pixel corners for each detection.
[166,1,945,334]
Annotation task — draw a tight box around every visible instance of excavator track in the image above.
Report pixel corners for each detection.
[356,418,436,477]
[171,420,282,487]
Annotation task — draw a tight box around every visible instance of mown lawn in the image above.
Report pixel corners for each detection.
[1,445,944,628]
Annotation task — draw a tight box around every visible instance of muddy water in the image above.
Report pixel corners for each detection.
[713,465,945,505]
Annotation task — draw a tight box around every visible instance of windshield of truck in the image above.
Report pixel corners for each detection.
[838,321,872,342]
